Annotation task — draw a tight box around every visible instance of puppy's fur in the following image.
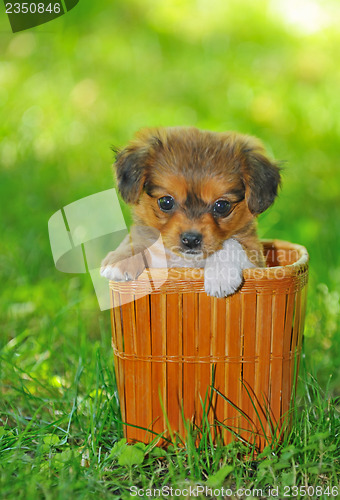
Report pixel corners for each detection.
[101,127,281,297]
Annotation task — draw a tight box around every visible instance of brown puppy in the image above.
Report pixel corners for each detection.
[101,127,281,297]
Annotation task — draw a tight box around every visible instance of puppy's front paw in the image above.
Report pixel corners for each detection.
[100,252,146,281]
[204,238,254,298]
[204,262,243,298]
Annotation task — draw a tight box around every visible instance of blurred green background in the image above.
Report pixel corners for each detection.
[0,0,339,404]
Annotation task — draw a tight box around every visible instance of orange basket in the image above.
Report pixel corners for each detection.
[109,239,308,450]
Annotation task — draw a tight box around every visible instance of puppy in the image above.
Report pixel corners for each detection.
[101,127,281,297]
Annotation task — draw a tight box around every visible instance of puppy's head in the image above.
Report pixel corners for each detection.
[114,127,281,258]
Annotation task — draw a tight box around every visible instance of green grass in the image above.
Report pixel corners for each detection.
[1,0,340,497]
[1,334,339,498]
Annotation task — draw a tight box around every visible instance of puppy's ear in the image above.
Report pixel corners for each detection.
[242,140,281,214]
[114,144,149,204]
[114,129,164,204]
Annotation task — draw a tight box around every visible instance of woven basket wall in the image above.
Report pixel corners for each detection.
[110,239,309,450]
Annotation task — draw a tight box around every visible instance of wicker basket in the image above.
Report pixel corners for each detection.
[109,239,309,450]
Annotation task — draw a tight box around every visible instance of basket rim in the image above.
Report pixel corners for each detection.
[109,239,309,288]
[243,238,309,279]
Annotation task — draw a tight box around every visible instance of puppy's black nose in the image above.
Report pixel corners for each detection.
[181,232,202,250]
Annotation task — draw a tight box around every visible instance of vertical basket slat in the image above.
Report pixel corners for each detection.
[113,306,126,437]
[225,294,242,443]
[254,294,273,449]
[111,291,126,425]
[182,292,197,431]
[240,292,257,444]
[281,291,296,423]
[289,290,302,422]
[270,292,287,440]
[134,295,152,442]
[120,294,137,441]
[166,293,182,440]
[209,298,218,439]
[197,293,212,427]
[110,240,309,451]
[177,293,185,440]
[211,297,227,443]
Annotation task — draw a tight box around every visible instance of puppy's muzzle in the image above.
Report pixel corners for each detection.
[180,231,202,251]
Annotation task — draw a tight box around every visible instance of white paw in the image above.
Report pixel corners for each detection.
[204,238,254,298]
[100,266,134,281]
[204,262,243,297]
[100,252,146,281]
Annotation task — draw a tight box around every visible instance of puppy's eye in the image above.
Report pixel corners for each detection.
[158,196,175,212]
[213,199,232,217]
